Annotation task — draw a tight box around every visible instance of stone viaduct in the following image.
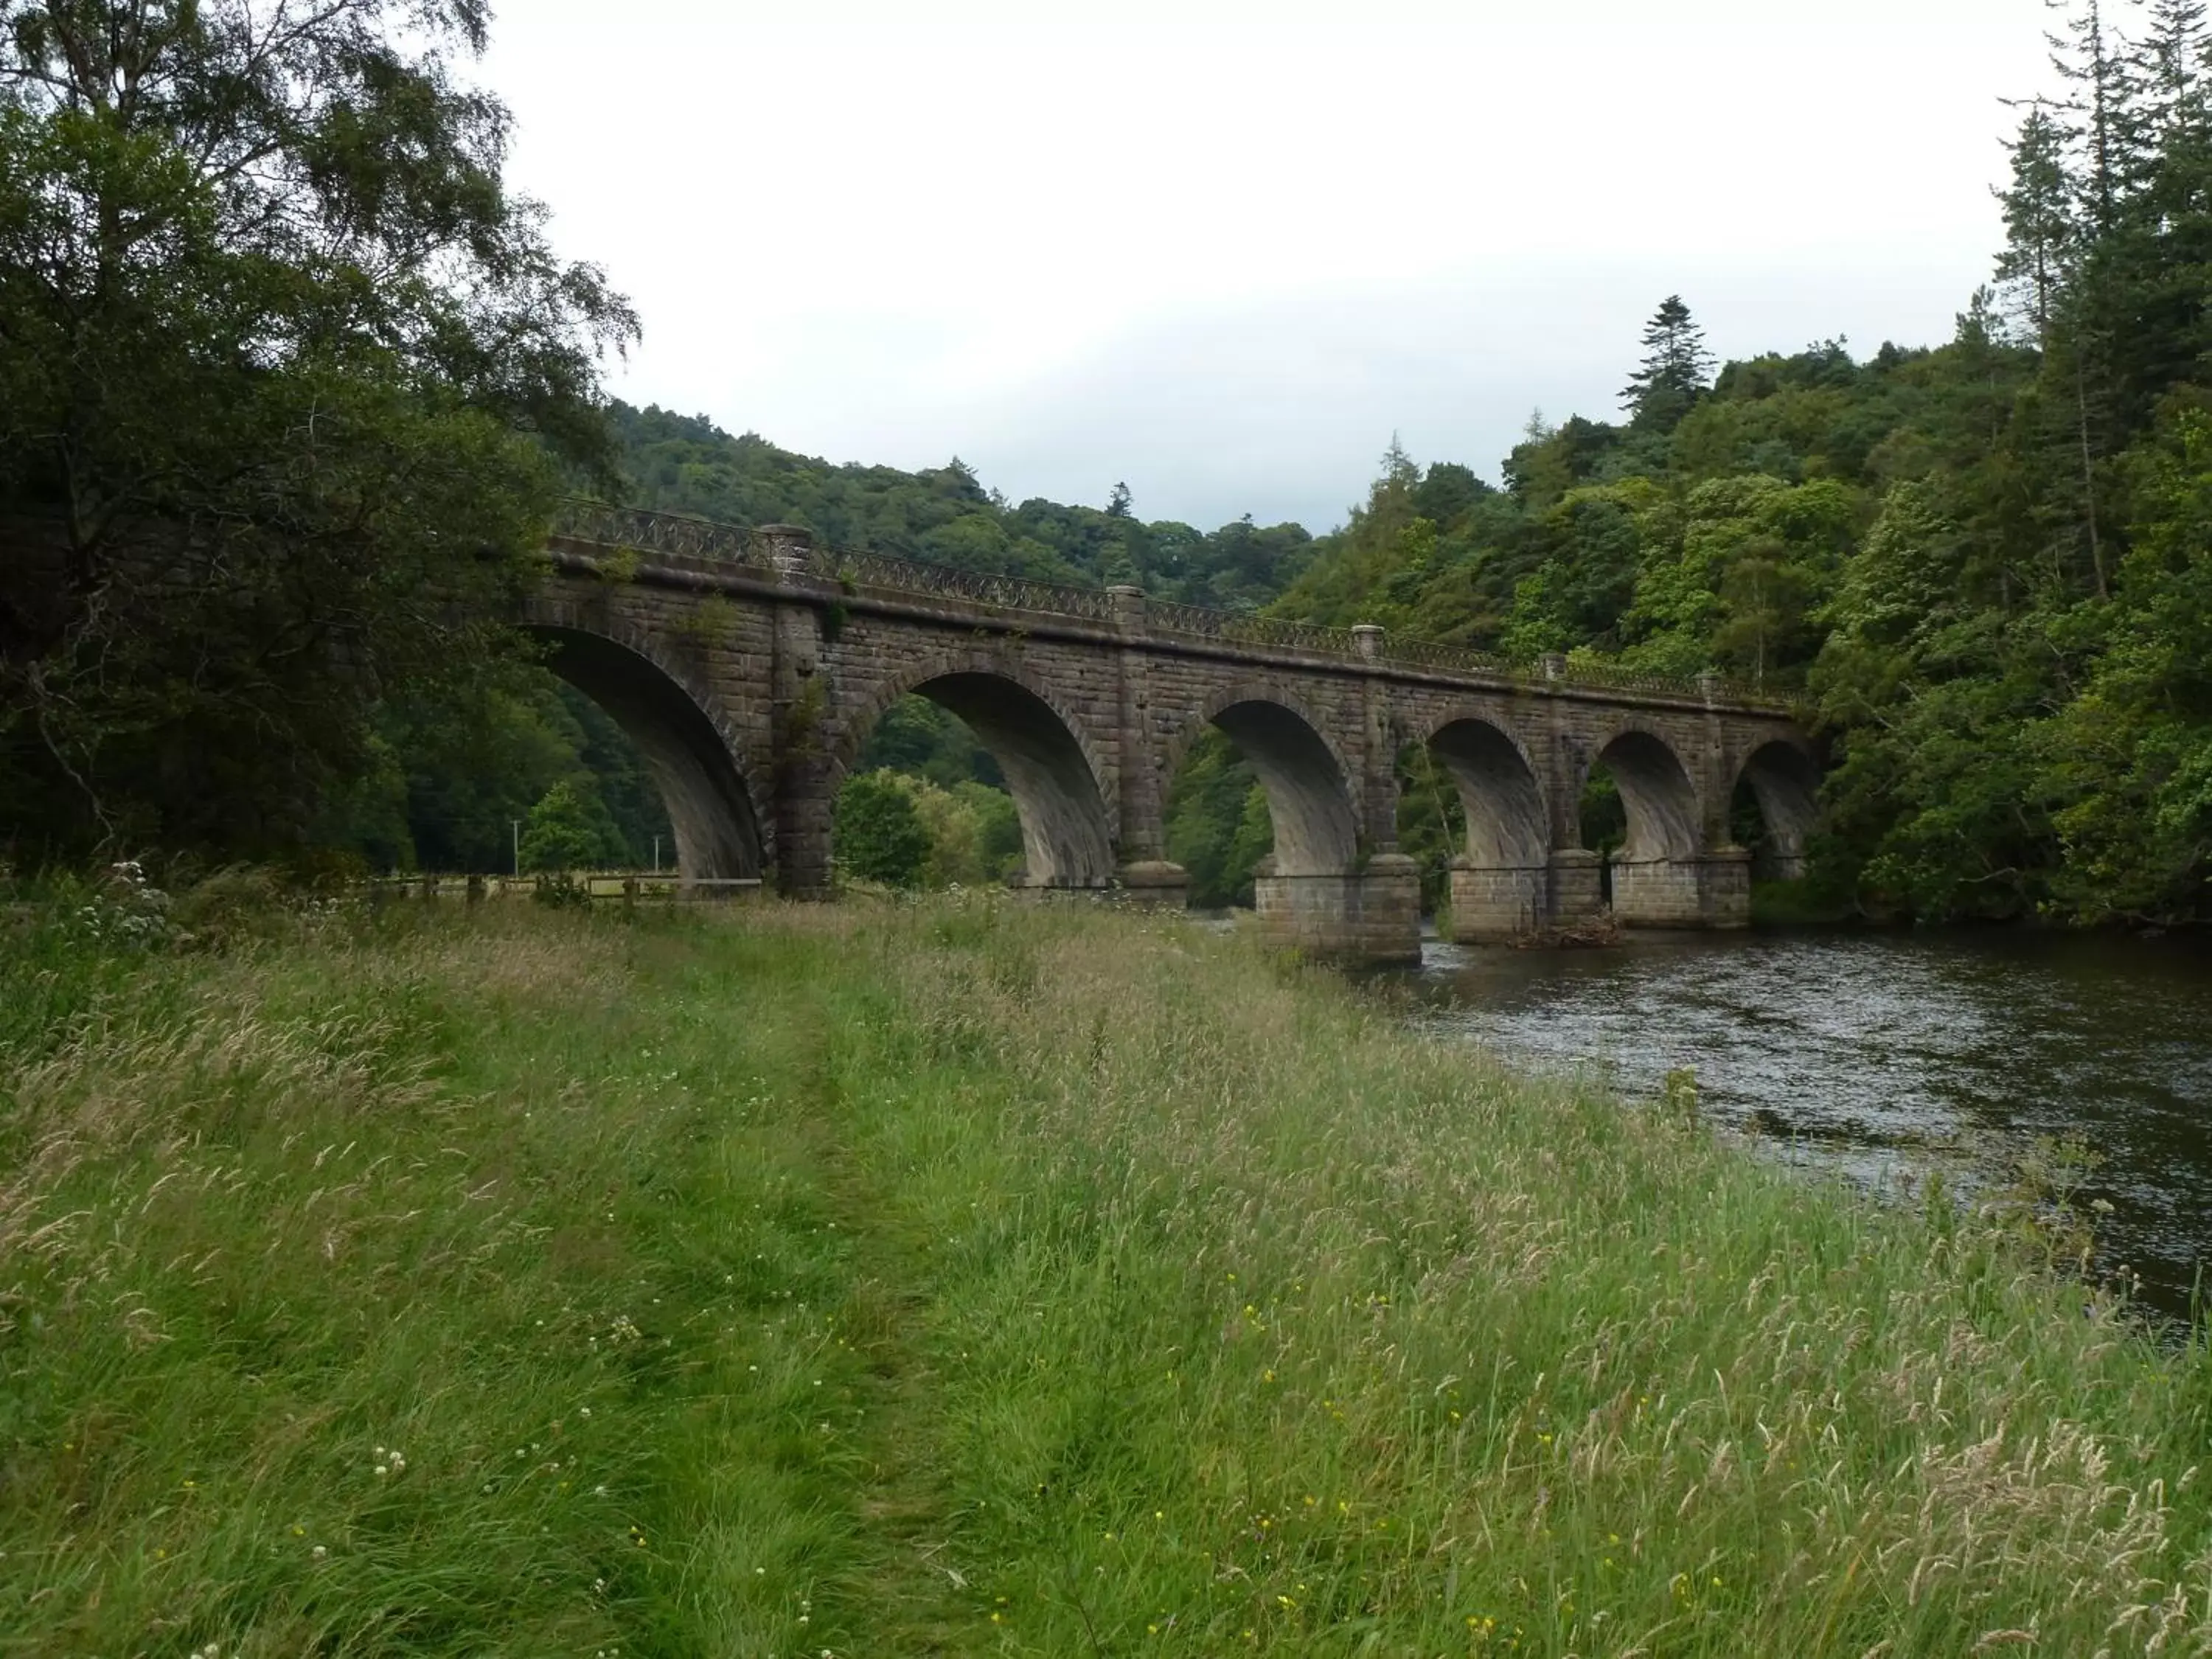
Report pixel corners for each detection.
[524,504,1820,962]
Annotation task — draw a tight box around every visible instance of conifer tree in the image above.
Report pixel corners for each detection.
[1620,296,1716,431]
[2045,0,2144,235]
[2106,0,2212,429]
[2135,0,2211,145]
[1997,102,2081,344]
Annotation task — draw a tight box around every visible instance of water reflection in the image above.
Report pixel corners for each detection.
[1402,930,2212,1320]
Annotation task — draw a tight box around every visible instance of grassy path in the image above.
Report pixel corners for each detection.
[599,922,978,1652]
[7,894,2212,1655]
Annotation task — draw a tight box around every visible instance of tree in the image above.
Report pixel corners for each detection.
[2045,0,2143,236]
[2135,0,2211,144]
[834,771,930,888]
[0,0,636,863]
[1996,102,2080,343]
[1105,481,1134,519]
[518,782,609,874]
[1621,296,1716,431]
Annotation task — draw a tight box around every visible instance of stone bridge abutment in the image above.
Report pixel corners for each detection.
[526,506,1818,962]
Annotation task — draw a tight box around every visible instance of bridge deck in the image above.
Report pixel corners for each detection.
[551,501,1792,716]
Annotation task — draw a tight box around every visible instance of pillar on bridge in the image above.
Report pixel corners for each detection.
[1607,856,1703,928]
[1700,848,1753,928]
[1109,584,1192,908]
[1253,853,1423,964]
[1548,849,1605,924]
[1248,623,1424,963]
[1608,849,1753,930]
[1117,860,1194,908]
[762,524,835,896]
[1448,856,1548,942]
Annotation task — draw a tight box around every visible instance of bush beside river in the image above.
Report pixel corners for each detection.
[4,890,2211,1654]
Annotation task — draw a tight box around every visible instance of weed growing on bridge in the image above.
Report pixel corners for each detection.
[3,892,2211,1653]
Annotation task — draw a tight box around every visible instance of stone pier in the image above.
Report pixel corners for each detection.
[1255,855,1423,963]
[1610,850,1753,930]
[1447,859,1548,943]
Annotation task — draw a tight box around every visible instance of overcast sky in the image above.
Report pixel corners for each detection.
[483,1,2061,532]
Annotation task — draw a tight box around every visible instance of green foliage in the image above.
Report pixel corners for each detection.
[2037,410,2212,918]
[322,672,670,874]
[833,770,932,888]
[518,780,621,874]
[832,768,1022,890]
[608,404,1315,608]
[1394,746,1469,914]
[1164,731,1272,908]
[908,777,1024,888]
[1621,294,1717,431]
[858,696,1006,791]
[0,0,635,863]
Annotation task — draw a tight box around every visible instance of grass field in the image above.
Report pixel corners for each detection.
[5,887,2212,1655]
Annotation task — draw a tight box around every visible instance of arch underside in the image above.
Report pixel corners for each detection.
[905,672,1116,887]
[1598,730,1700,862]
[528,627,763,880]
[1212,700,1360,875]
[1739,740,1820,875]
[1430,719,1547,867]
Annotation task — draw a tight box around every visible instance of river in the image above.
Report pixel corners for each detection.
[1401,928,2212,1323]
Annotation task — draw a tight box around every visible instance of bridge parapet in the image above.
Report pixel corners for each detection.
[551,500,1791,717]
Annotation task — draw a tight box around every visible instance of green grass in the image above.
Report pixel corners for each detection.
[6,891,2212,1655]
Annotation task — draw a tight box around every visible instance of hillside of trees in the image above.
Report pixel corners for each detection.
[611,402,1315,608]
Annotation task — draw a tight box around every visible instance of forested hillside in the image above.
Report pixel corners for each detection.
[610,402,1315,608]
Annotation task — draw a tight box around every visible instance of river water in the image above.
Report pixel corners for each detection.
[1400,930,2212,1322]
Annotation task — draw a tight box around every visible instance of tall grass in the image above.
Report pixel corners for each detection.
[4,890,2210,1655]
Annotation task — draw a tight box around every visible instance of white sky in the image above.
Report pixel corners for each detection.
[484,0,2060,532]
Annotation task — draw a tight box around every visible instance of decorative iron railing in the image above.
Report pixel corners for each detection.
[550,500,1787,710]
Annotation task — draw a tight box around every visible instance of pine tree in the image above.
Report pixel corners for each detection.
[2030,1,2156,597]
[1620,296,1716,431]
[2045,0,2145,235]
[1105,481,1134,519]
[2135,0,2211,145]
[2107,0,2212,427]
[1996,102,2080,345]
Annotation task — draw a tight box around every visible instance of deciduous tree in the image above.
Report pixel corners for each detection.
[0,0,636,860]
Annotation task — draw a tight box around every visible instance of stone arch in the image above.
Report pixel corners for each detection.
[1733,737,1821,879]
[1418,711,1549,868]
[1166,681,1361,877]
[1585,727,1702,861]
[521,619,767,880]
[832,650,1118,888]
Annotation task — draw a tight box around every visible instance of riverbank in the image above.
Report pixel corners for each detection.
[5,894,2211,1654]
